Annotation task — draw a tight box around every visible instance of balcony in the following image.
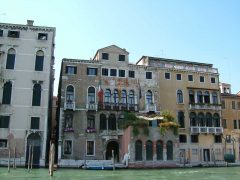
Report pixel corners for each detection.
[189,103,221,111]
[146,103,157,112]
[190,126,223,134]
[64,101,75,111]
[98,102,139,111]
[85,128,96,133]
[86,102,98,111]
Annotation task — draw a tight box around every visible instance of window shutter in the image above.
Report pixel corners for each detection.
[65,66,68,74]
[74,67,77,74]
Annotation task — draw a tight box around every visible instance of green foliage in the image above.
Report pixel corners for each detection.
[159,110,179,136]
[120,112,149,137]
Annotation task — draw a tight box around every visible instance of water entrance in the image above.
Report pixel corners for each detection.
[106,141,119,162]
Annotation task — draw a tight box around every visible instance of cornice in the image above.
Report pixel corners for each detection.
[0,23,55,32]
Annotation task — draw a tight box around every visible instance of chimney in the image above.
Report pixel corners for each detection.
[27,20,34,26]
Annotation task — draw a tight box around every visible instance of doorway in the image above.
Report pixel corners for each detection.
[25,133,41,168]
[203,149,210,162]
[106,141,119,162]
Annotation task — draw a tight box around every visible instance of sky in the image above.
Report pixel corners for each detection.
[1,0,240,95]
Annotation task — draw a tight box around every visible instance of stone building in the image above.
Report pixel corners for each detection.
[220,83,240,161]
[57,45,223,167]
[0,20,55,167]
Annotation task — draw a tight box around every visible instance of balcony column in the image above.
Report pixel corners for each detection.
[209,93,213,104]
[194,91,198,103]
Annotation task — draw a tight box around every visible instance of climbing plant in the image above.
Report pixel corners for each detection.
[159,110,179,135]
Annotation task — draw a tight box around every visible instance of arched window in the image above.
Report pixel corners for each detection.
[118,114,124,129]
[2,81,12,104]
[146,140,153,160]
[212,92,218,104]
[35,50,44,71]
[6,48,16,69]
[113,89,119,104]
[100,114,107,130]
[135,140,142,161]
[65,114,73,128]
[177,90,183,103]
[108,114,116,130]
[146,90,153,104]
[213,113,220,127]
[66,85,74,103]
[87,115,95,129]
[206,113,212,127]
[104,89,111,103]
[204,91,210,103]
[198,112,205,127]
[128,90,135,105]
[167,141,173,160]
[178,111,185,128]
[88,87,95,103]
[190,112,197,126]
[32,83,41,106]
[197,91,203,103]
[121,90,127,104]
[156,140,163,160]
[189,90,195,104]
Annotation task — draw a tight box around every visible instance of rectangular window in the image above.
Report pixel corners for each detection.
[128,70,135,78]
[30,117,40,129]
[0,116,10,128]
[233,120,237,129]
[191,135,199,143]
[226,135,231,143]
[221,100,225,109]
[119,54,125,61]
[237,102,240,110]
[165,72,170,79]
[64,140,72,155]
[176,74,182,80]
[232,101,236,109]
[87,67,98,76]
[211,77,216,83]
[200,76,204,82]
[188,74,193,81]
[238,120,240,129]
[6,54,15,70]
[38,33,48,40]
[35,56,44,71]
[86,141,94,156]
[0,139,8,148]
[110,69,117,76]
[102,53,109,60]
[102,68,108,76]
[179,135,187,143]
[0,30,3,37]
[65,66,77,75]
[119,70,125,77]
[146,72,152,79]
[222,119,227,129]
[214,135,222,143]
[8,30,20,38]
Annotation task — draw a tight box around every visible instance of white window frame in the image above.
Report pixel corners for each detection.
[63,139,73,155]
[86,140,95,156]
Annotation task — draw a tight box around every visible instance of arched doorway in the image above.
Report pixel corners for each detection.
[25,133,41,168]
[106,141,119,162]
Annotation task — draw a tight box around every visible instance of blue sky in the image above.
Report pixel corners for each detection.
[1,0,240,95]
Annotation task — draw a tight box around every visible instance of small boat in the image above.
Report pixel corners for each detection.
[85,166,114,170]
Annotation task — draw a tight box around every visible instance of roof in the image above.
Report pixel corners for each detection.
[136,56,213,67]
[93,45,129,60]
[221,93,240,98]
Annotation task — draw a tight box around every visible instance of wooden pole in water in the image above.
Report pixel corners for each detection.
[31,145,34,169]
[112,150,115,171]
[49,142,55,176]
[28,145,31,172]
[8,148,10,173]
[13,146,16,169]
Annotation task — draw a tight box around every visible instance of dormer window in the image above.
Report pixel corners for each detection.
[102,53,109,60]
[8,30,20,38]
[38,33,48,40]
[119,55,125,61]
[0,30,3,37]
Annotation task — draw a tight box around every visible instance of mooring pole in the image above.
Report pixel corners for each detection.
[49,142,55,176]
[13,146,16,169]
[8,148,10,173]
[112,150,115,171]
[28,145,31,172]
[31,145,34,169]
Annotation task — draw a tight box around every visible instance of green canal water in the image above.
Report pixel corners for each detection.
[0,167,240,180]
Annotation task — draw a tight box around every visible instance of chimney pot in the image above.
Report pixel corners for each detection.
[27,20,34,26]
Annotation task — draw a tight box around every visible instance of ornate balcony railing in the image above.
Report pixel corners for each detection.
[86,102,98,111]
[64,101,75,110]
[98,102,139,111]
[189,103,221,111]
[146,103,157,112]
[190,126,223,134]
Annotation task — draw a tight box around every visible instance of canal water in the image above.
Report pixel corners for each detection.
[0,167,240,180]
